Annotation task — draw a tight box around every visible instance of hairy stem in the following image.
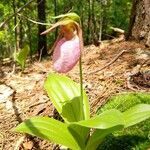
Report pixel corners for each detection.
[78,21,84,119]
[79,55,84,118]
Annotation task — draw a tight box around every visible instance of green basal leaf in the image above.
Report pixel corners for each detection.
[61,97,90,149]
[62,96,84,122]
[85,125,124,150]
[68,124,89,150]
[123,104,150,128]
[68,109,124,150]
[14,45,29,70]
[44,73,90,122]
[96,93,150,150]
[75,109,124,129]
[52,12,80,23]
[14,117,80,150]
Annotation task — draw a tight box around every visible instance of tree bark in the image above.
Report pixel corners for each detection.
[27,20,32,59]
[12,0,19,52]
[91,0,96,44]
[86,0,92,44]
[37,0,47,57]
[126,0,150,47]
[53,0,58,39]
[19,18,23,49]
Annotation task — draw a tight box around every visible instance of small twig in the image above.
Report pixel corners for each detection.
[14,136,26,150]
[0,0,35,29]
[0,132,4,150]
[13,19,21,31]
[141,59,150,67]
[126,76,137,91]
[89,49,127,74]
[29,100,50,109]
[11,64,16,74]
[38,47,44,62]
[110,27,125,34]
[18,14,52,26]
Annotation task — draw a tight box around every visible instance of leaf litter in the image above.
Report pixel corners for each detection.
[0,38,149,149]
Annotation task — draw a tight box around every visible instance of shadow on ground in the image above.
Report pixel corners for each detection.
[98,134,150,150]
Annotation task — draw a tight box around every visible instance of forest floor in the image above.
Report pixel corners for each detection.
[0,37,150,150]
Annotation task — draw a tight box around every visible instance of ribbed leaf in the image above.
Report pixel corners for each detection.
[68,109,124,150]
[14,117,80,150]
[14,45,29,69]
[68,124,89,150]
[123,104,150,128]
[85,126,123,150]
[61,96,90,149]
[44,73,90,122]
[62,96,84,122]
[75,109,124,129]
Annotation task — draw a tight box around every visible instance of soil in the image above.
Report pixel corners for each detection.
[0,38,149,150]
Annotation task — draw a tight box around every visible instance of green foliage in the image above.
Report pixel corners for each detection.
[75,109,124,129]
[52,12,80,23]
[0,29,15,58]
[15,75,150,150]
[62,97,83,122]
[108,0,131,28]
[0,0,132,58]
[97,93,150,150]
[14,117,80,150]
[123,104,150,128]
[44,73,90,122]
[14,45,30,70]
[97,93,150,112]
[0,4,4,19]
[85,126,123,150]
[0,30,5,41]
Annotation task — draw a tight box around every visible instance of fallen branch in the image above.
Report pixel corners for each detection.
[89,49,127,74]
[110,27,125,34]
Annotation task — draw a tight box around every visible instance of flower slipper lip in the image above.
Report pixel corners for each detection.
[40,16,82,73]
[53,35,80,73]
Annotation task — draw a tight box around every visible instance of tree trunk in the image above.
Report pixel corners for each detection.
[126,0,150,47]
[86,0,92,44]
[91,0,99,46]
[27,20,32,59]
[37,0,47,57]
[19,18,23,49]
[12,0,19,52]
[53,0,58,39]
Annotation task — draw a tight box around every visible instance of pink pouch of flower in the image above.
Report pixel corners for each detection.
[52,35,80,73]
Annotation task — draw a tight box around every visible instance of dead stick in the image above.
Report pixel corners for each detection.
[89,49,127,74]
[38,47,44,62]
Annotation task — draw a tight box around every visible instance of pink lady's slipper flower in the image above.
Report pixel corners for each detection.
[41,20,82,73]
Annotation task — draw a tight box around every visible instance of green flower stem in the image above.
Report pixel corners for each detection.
[79,21,84,119]
[79,55,83,116]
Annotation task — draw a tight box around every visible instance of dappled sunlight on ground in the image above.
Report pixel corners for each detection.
[0,39,149,149]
